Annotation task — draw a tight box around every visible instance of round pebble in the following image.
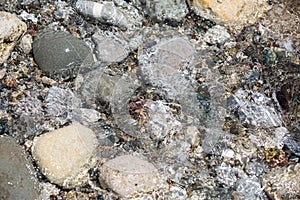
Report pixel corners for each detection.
[33,29,93,76]
[32,123,98,188]
[100,155,162,198]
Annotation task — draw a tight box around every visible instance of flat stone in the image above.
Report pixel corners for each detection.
[33,29,93,77]
[188,0,268,29]
[100,155,161,198]
[0,11,27,64]
[0,136,39,199]
[32,123,98,188]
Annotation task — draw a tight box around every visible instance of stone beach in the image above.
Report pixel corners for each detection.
[0,0,299,199]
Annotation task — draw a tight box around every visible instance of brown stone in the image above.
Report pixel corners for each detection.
[188,0,268,29]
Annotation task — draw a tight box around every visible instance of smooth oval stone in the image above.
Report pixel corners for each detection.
[33,29,93,76]
[0,136,39,199]
[100,155,161,198]
[32,123,98,188]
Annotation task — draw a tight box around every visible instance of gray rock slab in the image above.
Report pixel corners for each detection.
[32,123,98,188]
[0,136,39,200]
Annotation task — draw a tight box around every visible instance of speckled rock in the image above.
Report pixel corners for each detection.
[19,34,33,54]
[100,155,162,198]
[145,100,182,140]
[0,136,39,199]
[188,0,268,30]
[262,163,300,200]
[0,11,27,64]
[32,123,98,188]
[32,29,93,77]
[133,0,188,22]
[204,25,231,45]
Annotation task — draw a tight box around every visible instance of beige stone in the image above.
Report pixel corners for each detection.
[0,11,27,64]
[32,123,98,188]
[100,155,162,198]
[188,0,268,29]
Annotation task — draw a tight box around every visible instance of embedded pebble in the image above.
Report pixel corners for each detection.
[92,30,130,63]
[227,89,282,127]
[145,100,182,140]
[100,155,162,198]
[204,25,231,45]
[133,0,188,22]
[188,0,268,29]
[32,123,98,188]
[33,29,93,77]
[0,11,27,64]
[19,34,33,54]
[262,163,300,200]
[75,0,142,29]
[138,36,201,119]
[0,136,39,200]
[236,176,267,199]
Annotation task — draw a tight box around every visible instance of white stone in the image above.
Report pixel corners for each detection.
[146,101,182,140]
[204,25,231,45]
[19,34,33,54]
[0,11,27,64]
[100,155,161,198]
[32,123,98,188]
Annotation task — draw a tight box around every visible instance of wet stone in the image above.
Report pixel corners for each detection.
[100,155,162,198]
[33,29,93,77]
[0,11,27,64]
[0,136,39,200]
[75,0,142,30]
[235,176,267,200]
[92,30,130,63]
[227,89,282,128]
[32,123,98,188]
[145,100,182,140]
[133,0,188,22]
[138,36,202,120]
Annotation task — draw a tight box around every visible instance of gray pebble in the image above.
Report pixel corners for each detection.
[33,29,93,77]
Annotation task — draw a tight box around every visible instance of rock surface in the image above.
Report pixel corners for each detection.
[133,0,188,22]
[32,29,93,77]
[188,0,268,29]
[0,136,39,199]
[100,155,162,198]
[32,123,98,188]
[262,163,300,200]
[0,11,27,64]
[92,30,130,63]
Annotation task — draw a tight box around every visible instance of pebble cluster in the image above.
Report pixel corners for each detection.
[0,0,299,199]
